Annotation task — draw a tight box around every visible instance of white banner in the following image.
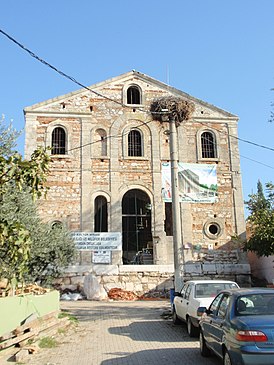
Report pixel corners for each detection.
[71,232,122,251]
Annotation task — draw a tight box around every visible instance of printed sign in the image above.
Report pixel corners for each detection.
[92,250,111,264]
[71,232,122,251]
[162,162,217,203]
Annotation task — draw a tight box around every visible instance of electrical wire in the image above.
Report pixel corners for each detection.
[195,119,274,153]
[1,28,273,165]
[194,120,274,170]
[0,28,146,111]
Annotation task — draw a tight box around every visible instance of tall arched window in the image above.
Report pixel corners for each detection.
[122,189,152,264]
[127,86,141,104]
[128,129,142,157]
[95,128,107,156]
[201,131,216,158]
[94,196,108,232]
[52,127,66,155]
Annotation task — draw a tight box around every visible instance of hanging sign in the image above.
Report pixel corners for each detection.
[71,232,122,251]
[162,162,217,203]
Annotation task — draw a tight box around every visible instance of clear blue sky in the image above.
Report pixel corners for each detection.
[1,0,274,215]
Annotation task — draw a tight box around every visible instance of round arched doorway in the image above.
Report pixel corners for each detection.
[122,189,153,264]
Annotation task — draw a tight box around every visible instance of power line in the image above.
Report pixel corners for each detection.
[195,119,274,153]
[240,155,274,170]
[1,28,273,163]
[0,28,145,111]
[68,119,154,152]
[192,121,274,170]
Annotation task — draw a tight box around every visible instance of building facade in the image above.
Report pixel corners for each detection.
[24,71,249,294]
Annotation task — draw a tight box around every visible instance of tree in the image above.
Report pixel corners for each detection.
[0,115,22,157]
[245,180,274,256]
[0,186,76,285]
[0,118,76,290]
[0,148,51,289]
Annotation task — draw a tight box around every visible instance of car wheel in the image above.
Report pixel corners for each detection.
[187,316,199,337]
[199,332,211,357]
[223,351,233,365]
[172,308,181,325]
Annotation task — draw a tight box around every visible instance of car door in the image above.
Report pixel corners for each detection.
[204,294,230,357]
[175,283,187,318]
[180,283,194,321]
[202,293,224,348]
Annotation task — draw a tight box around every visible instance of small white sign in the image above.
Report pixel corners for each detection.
[92,250,111,264]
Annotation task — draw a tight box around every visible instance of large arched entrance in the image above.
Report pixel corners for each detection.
[122,189,153,264]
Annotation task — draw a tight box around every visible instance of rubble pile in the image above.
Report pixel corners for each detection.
[108,288,139,301]
[0,281,50,297]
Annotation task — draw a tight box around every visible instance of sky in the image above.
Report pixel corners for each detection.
[0,0,274,216]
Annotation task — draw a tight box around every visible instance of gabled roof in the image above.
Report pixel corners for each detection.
[24,70,238,118]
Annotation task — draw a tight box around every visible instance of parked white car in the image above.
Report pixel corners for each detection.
[172,279,239,337]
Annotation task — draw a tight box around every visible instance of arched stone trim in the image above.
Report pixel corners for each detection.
[46,120,72,156]
[119,184,153,204]
[90,127,109,158]
[121,120,151,159]
[91,191,111,232]
[48,219,68,229]
[119,184,154,230]
[122,83,144,106]
[196,128,219,161]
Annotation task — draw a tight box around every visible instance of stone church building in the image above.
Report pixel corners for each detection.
[24,71,249,296]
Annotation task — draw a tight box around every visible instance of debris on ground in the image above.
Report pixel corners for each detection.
[108,288,139,301]
[60,292,84,301]
[0,283,51,297]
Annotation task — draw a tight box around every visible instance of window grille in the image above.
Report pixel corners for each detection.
[52,127,66,155]
[201,131,216,158]
[127,86,141,104]
[128,130,142,157]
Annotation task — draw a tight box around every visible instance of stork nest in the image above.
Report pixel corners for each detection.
[150,97,195,126]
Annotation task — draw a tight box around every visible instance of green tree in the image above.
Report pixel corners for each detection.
[0,115,22,157]
[0,148,51,289]
[0,118,75,290]
[0,186,76,285]
[245,181,274,256]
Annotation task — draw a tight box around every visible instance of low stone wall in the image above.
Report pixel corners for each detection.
[54,261,251,300]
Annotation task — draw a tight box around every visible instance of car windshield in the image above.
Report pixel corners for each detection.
[195,283,238,298]
[236,294,274,316]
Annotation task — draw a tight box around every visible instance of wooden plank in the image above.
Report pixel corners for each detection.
[0,329,38,350]
[14,310,59,335]
[0,311,66,351]
[0,332,14,342]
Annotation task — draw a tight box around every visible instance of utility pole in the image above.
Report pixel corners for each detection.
[169,115,183,292]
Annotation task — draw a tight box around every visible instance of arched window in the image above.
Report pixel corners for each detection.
[127,86,141,104]
[128,129,142,157]
[51,221,63,230]
[94,128,107,156]
[94,196,108,232]
[52,127,66,155]
[201,131,216,158]
[122,189,152,264]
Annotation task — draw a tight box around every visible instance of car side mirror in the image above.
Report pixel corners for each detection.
[174,291,181,297]
[197,306,207,317]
